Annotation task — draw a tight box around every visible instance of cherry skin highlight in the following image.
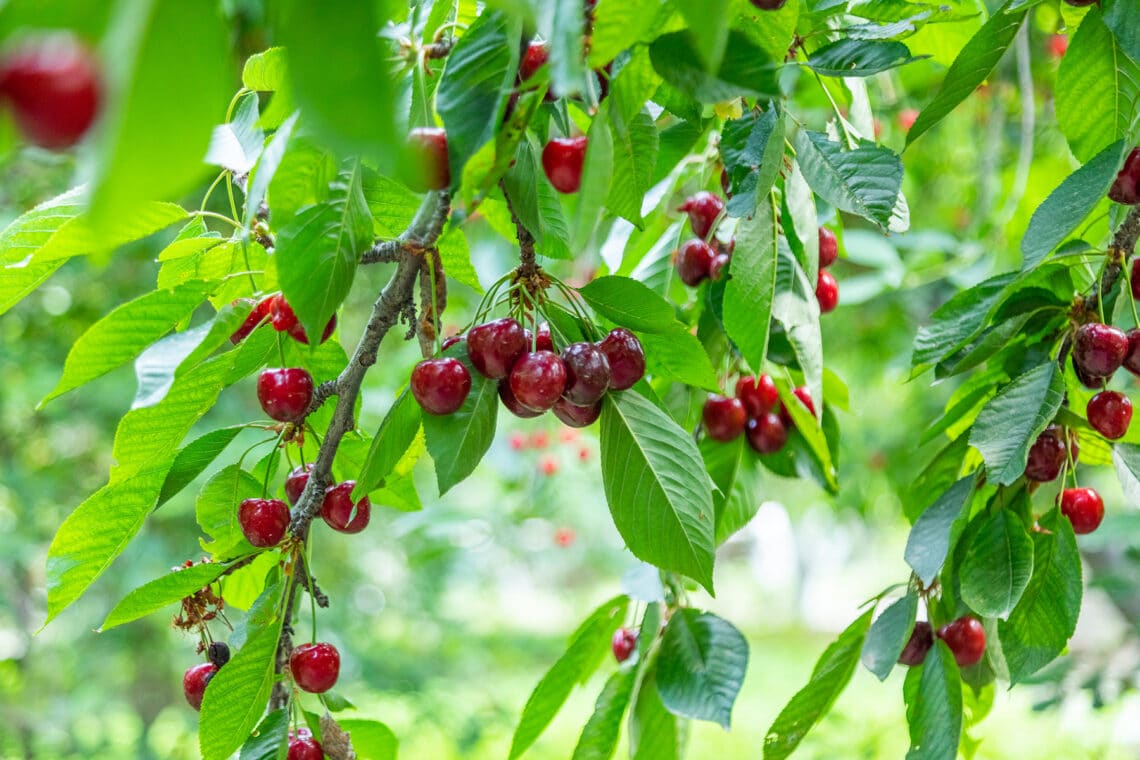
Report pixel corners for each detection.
[596,328,646,390]
[320,481,371,534]
[736,374,779,417]
[746,412,788,454]
[411,357,472,415]
[1061,487,1105,534]
[678,191,724,240]
[1072,323,1129,378]
[290,642,340,693]
[816,270,839,313]
[542,136,588,194]
[183,663,217,711]
[612,627,638,663]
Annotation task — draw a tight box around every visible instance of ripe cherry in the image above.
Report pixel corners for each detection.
[746,412,787,454]
[534,322,555,352]
[321,481,371,533]
[897,108,920,132]
[678,191,724,240]
[207,642,230,668]
[816,270,839,313]
[612,627,637,663]
[781,386,817,427]
[183,663,217,711]
[736,374,778,417]
[1125,329,1140,376]
[897,621,933,666]
[518,41,549,84]
[1111,147,1140,205]
[818,227,839,268]
[1062,0,1098,6]
[499,380,543,418]
[1073,360,1106,390]
[285,464,313,506]
[749,0,788,10]
[703,394,747,442]
[287,729,324,760]
[709,253,731,281]
[937,616,986,667]
[230,296,274,344]
[553,397,602,428]
[675,239,715,286]
[0,33,100,149]
[510,351,568,412]
[238,498,290,548]
[406,127,450,192]
[257,368,314,422]
[411,357,472,415]
[269,297,336,345]
[1061,487,1105,534]
[467,317,528,379]
[597,328,645,390]
[542,136,588,194]
[1132,259,1140,301]
[561,342,611,405]
[1024,426,1068,482]
[1087,390,1132,440]
[442,334,464,351]
[1046,34,1069,60]
[1073,323,1128,378]
[290,642,340,693]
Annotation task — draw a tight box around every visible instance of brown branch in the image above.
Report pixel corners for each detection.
[305,380,338,417]
[500,179,537,279]
[424,36,456,60]
[416,248,446,358]
[268,573,300,710]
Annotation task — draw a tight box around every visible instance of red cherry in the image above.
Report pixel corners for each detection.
[1024,426,1068,482]
[238,498,290,548]
[288,314,337,346]
[535,322,554,352]
[750,0,788,8]
[735,375,778,417]
[937,616,986,667]
[285,463,314,506]
[612,627,637,663]
[411,357,472,415]
[818,227,839,268]
[703,394,747,442]
[1132,260,1140,301]
[816,270,839,313]
[596,328,645,390]
[1110,147,1140,205]
[780,386,817,427]
[406,126,450,192]
[560,342,611,405]
[720,168,732,198]
[538,454,559,475]
[678,191,724,240]
[0,33,100,149]
[746,412,787,454]
[229,296,274,344]
[897,621,933,666]
[1073,359,1106,390]
[287,733,324,760]
[1124,329,1140,376]
[518,41,549,84]
[290,642,340,693]
[542,136,588,194]
[709,253,731,281]
[1046,34,1069,60]
[552,397,602,428]
[257,368,314,422]
[499,379,543,418]
[1073,323,1129,378]
[441,334,464,351]
[509,351,568,412]
[320,481,370,533]
[1087,390,1132,440]
[897,108,920,132]
[183,663,217,711]
[467,318,528,379]
[675,239,715,286]
[269,295,298,332]
[1060,487,1105,534]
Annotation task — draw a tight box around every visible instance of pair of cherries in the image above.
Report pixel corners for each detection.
[1022,426,1103,533]
[702,374,815,455]
[675,192,732,286]
[238,465,371,548]
[898,616,986,669]
[1070,322,1135,440]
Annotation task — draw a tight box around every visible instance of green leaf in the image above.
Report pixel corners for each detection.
[503,140,573,260]
[354,388,422,500]
[905,475,976,585]
[571,117,616,251]
[959,509,1034,619]
[271,138,338,224]
[861,591,918,681]
[590,0,668,67]
[571,668,637,760]
[772,237,824,407]
[776,379,838,493]
[998,509,1083,684]
[0,184,86,266]
[509,595,629,759]
[640,326,720,392]
[911,273,1016,375]
[599,392,717,593]
[806,39,923,77]
[701,436,757,545]
[422,343,498,494]
[1112,443,1140,505]
[549,0,589,97]
[606,108,660,226]
[239,709,289,760]
[903,640,962,760]
[783,160,820,288]
[1056,9,1140,163]
[33,201,189,263]
[763,610,873,760]
[197,465,260,559]
[721,106,786,219]
[678,0,732,72]
[42,282,209,404]
[100,561,229,631]
[650,30,780,103]
[629,660,682,760]
[206,91,264,174]
[1103,0,1140,60]
[657,609,749,728]
[793,130,903,230]
[158,426,245,507]
[969,362,1064,485]
[336,719,399,760]
[245,113,298,229]
[905,3,1027,147]
[242,46,286,91]
[1022,141,1128,271]
[578,276,678,333]
[723,196,779,372]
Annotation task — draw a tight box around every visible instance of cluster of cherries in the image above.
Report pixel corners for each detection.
[0,32,100,150]
[1070,321,1135,441]
[702,373,816,456]
[1111,146,1140,205]
[411,316,646,427]
[1023,424,1103,535]
[237,464,372,550]
[897,615,986,669]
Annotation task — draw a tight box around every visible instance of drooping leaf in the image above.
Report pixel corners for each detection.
[354,387,422,500]
[606,108,660,226]
[723,196,779,373]
[772,237,824,407]
[959,508,1034,619]
[206,91,264,175]
[656,609,749,728]
[650,30,780,103]
[721,105,785,219]
[1103,0,1140,60]
[158,426,246,507]
[336,719,399,760]
[701,436,757,545]
[806,39,924,77]
[903,640,962,760]
[969,362,1064,485]
[578,276,679,333]
[782,160,820,288]
[794,131,903,230]
[422,343,498,494]
[33,201,189,263]
[861,590,918,681]
[100,561,230,631]
[629,663,682,760]
[905,474,976,585]
[571,668,637,760]
[238,709,289,760]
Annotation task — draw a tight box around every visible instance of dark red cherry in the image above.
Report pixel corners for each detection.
[320,481,370,534]
[780,386,817,427]
[499,379,543,418]
[1087,390,1132,440]
[675,239,715,286]
[535,322,554,352]
[269,294,298,332]
[612,627,637,663]
[552,397,602,428]
[207,642,230,668]
[290,642,340,693]
[518,41,549,84]
[183,663,217,711]
[1109,147,1140,205]
[238,498,290,548]
[818,227,839,268]
[285,463,314,506]
[411,357,471,415]
[229,296,273,344]
[898,621,933,666]
[703,394,747,442]
[1024,426,1068,482]
[0,33,101,149]
[720,168,732,198]
[441,334,464,351]
[750,0,788,8]
[709,253,731,281]
[1132,259,1140,301]
[288,314,337,346]
[257,368,314,422]
[746,412,787,454]
[678,191,724,240]
[287,732,324,760]
[406,126,450,192]
[560,342,611,405]
[1061,487,1105,534]
[937,616,986,667]
[596,328,645,390]
[542,136,588,194]
[509,351,567,412]
[735,374,778,417]
[1124,328,1140,376]
[1073,360,1106,390]
[1073,323,1128,378]
[816,270,839,313]
[467,318,528,379]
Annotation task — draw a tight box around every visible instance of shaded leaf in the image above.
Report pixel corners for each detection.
[861,590,918,681]
[657,609,749,728]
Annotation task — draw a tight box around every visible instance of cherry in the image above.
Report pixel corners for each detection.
[1060,487,1105,534]
[230,296,273,344]
[542,136,588,194]
[270,297,336,345]
[746,412,787,454]
[287,730,324,760]
[207,641,230,668]
[509,351,568,412]
[467,317,528,379]
[720,168,732,198]
[936,616,986,668]
[553,397,602,428]
[597,328,645,390]
[1024,426,1068,482]
[703,394,747,442]
[1062,0,1098,6]
[1072,323,1128,378]
[675,239,715,286]
[1087,390,1132,439]
[285,463,314,506]
[561,342,611,405]
[290,642,340,693]
[612,627,637,663]
[897,621,933,666]
[535,322,554,352]
[411,357,472,415]
[780,386,817,427]
[538,454,559,476]
[897,108,920,132]
[1132,259,1140,301]
[735,375,778,417]
[1073,360,1106,390]
[818,227,839,268]
[1046,34,1069,61]
[518,41,549,84]
[750,0,788,8]
[0,33,100,149]
[678,191,724,240]
[816,270,839,313]
[183,663,217,711]
[1125,329,1140,376]
[406,127,450,192]
[499,379,543,418]
[257,368,314,422]
[320,481,371,533]
[238,498,290,548]
[709,253,731,281]
[442,334,464,351]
